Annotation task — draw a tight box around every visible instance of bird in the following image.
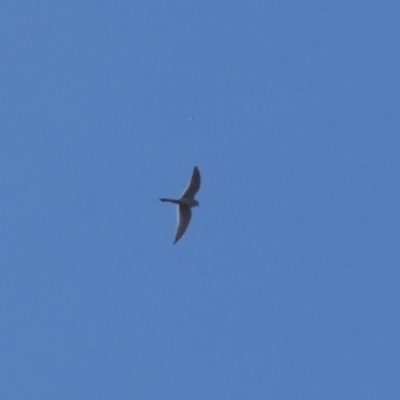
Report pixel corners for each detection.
[160,166,201,244]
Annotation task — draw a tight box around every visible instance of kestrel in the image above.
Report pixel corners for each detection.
[160,166,201,244]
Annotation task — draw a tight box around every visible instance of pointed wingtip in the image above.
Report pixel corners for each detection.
[193,165,200,177]
[173,235,181,245]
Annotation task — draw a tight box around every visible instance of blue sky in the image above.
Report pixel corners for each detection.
[1,1,399,399]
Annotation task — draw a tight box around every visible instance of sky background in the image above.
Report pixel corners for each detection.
[1,1,399,399]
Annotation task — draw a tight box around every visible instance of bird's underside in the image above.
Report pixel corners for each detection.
[160,166,201,244]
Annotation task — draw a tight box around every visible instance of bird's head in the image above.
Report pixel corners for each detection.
[193,200,200,207]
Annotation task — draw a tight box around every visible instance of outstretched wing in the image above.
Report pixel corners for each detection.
[181,166,201,199]
[174,205,192,244]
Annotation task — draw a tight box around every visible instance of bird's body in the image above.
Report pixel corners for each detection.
[160,166,201,244]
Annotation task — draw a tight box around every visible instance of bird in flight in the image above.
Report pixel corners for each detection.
[160,166,201,244]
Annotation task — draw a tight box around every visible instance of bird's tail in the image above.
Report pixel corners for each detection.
[160,198,180,204]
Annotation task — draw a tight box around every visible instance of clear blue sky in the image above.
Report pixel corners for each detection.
[1,1,399,399]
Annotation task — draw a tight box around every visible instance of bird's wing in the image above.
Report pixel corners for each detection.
[181,166,201,199]
[174,205,192,244]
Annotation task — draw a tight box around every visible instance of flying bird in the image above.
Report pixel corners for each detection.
[160,166,201,244]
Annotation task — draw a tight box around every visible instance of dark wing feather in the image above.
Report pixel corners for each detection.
[174,205,192,244]
[181,166,201,199]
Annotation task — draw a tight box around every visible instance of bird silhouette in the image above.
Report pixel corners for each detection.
[160,166,201,244]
